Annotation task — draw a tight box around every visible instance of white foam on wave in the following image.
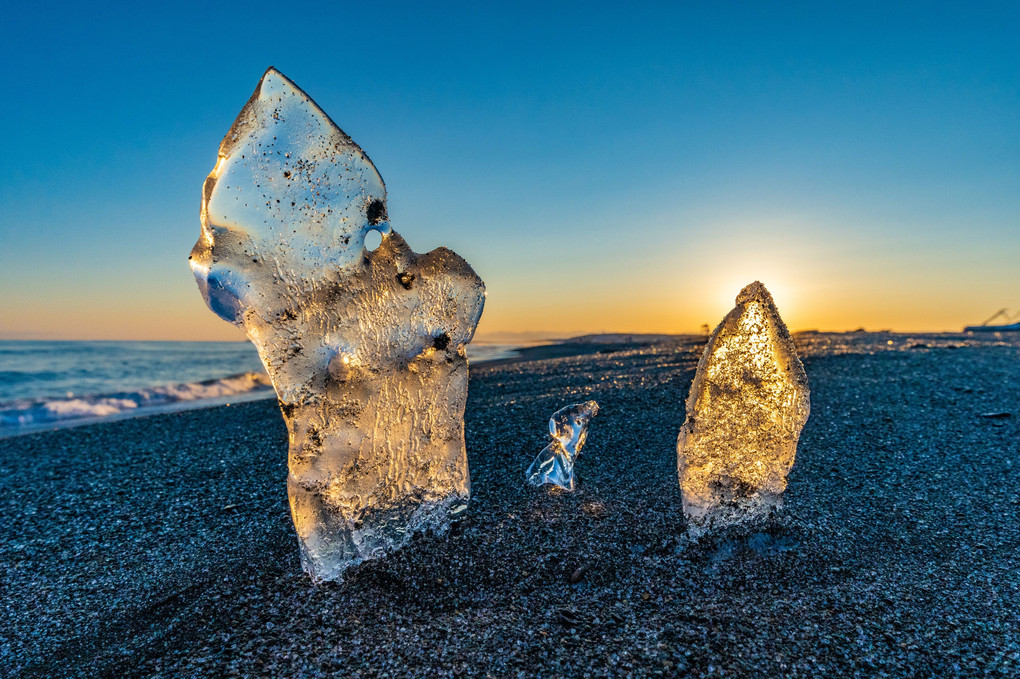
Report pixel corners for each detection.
[0,372,274,434]
[43,398,139,418]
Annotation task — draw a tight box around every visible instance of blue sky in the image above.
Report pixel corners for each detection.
[1,1,1017,339]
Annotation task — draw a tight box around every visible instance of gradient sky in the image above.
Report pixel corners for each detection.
[1,1,1017,341]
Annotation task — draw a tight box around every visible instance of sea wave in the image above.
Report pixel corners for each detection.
[0,372,274,431]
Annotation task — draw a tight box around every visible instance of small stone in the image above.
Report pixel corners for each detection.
[570,564,592,583]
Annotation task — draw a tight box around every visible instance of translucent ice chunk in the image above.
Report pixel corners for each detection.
[190,68,485,583]
[526,401,600,491]
[677,282,810,538]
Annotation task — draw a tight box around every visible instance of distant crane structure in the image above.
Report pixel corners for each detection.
[965,307,1020,332]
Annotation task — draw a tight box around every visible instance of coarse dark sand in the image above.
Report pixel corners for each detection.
[2,336,1019,677]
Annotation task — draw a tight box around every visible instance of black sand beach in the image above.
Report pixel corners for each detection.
[3,335,1019,677]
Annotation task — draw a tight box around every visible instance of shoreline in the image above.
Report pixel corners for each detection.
[0,336,695,439]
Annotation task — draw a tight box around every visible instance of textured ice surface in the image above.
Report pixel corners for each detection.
[190,68,485,583]
[526,401,600,491]
[677,282,810,538]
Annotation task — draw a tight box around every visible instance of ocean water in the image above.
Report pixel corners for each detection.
[0,340,519,435]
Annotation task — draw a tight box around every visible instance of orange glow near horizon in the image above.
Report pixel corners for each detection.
[0,271,1012,342]
[1,208,1014,342]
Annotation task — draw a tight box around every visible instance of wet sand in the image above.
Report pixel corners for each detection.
[2,335,1019,677]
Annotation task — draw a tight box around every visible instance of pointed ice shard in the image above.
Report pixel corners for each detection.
[526,401,600,491]
[190,68,485,583]
[677,282,810,538]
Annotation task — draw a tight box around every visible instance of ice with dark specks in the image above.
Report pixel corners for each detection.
[677,281,810,538]
[190,68,485,583]
[526,401,599,491]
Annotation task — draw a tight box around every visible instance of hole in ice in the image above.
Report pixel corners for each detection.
[364,229,383,252]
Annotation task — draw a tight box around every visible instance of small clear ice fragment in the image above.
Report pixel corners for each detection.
[526,401,600,491]
[190,68,485,583]
[677,282,810,538]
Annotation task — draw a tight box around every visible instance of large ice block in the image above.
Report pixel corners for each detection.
[677,282,809,538]
[526,401,600,491]
[190,68,485,582]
